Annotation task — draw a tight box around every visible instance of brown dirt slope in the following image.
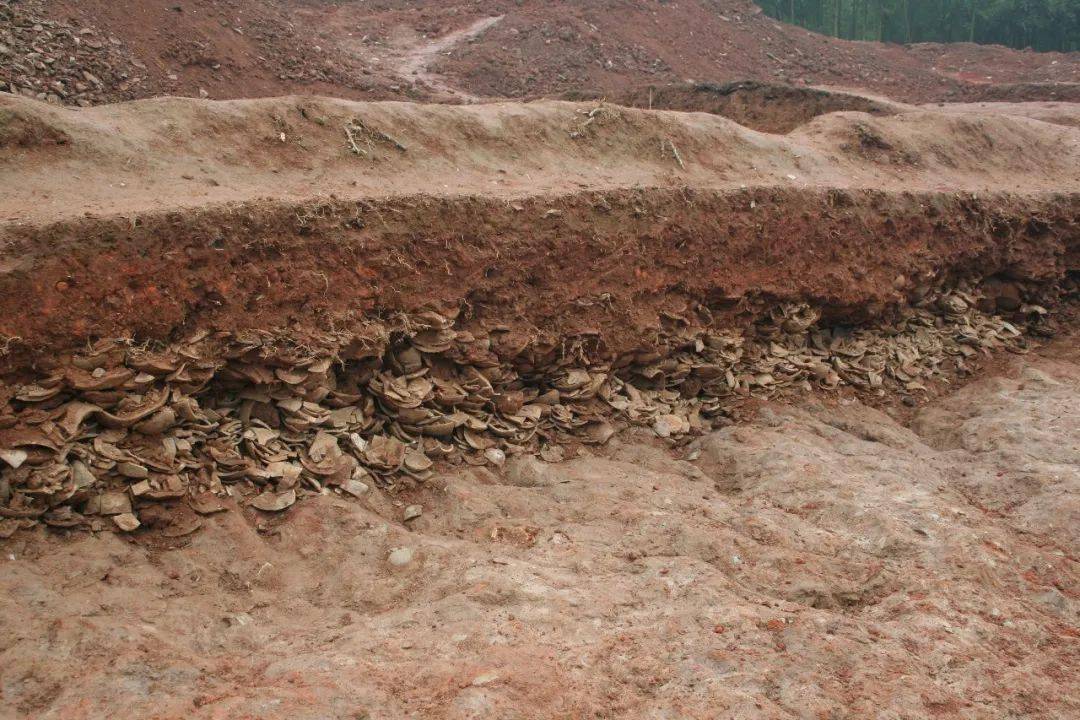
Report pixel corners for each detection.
[1,93,1078,374]
[432,0,1080,103]
[4,0,1079,106]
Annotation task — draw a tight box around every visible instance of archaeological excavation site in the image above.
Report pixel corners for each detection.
[1,1,1078,718]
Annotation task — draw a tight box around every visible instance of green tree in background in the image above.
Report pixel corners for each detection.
[756,0,1079,52]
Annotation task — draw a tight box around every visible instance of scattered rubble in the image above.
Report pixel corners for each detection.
[0,278,1054,538]
[0,0,154,106]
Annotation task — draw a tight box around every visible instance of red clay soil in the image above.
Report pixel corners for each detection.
[2,187,1074,377]
[6,0,1080,107]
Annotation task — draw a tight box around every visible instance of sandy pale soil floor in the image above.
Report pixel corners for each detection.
[2,345,1077,719]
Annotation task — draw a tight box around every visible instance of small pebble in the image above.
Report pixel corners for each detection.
[388,547,414,566]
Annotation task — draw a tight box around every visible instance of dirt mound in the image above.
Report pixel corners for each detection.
[7,0,1080,106]
[926,101,1080,129]
[964,82,1080,103]
[562,81,900,133]
[0,105,70,147]
[2,94,1077,220]
[905,41,1080,88]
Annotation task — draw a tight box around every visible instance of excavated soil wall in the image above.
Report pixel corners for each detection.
[1,94,1079,538]
[1,187,1077,378]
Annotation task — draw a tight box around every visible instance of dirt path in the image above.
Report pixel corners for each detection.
[393,15,504,101]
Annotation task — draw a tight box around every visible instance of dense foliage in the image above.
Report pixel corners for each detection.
[756,0,1079,52]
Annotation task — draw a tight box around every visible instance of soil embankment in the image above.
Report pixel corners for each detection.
[2,94,1078,368]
